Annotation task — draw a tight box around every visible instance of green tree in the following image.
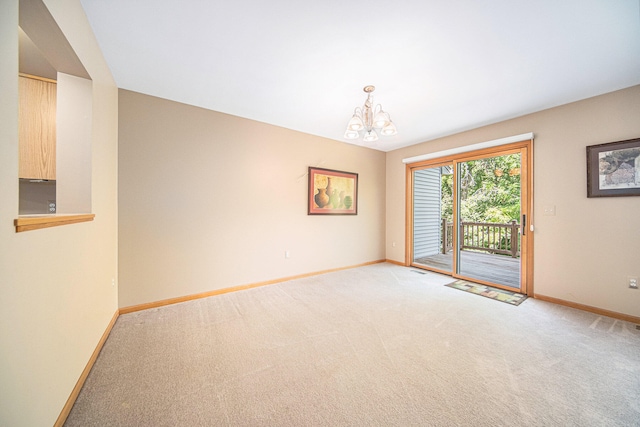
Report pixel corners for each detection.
[441,154,521,224]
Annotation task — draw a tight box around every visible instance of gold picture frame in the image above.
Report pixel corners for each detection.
[308,167,358,215]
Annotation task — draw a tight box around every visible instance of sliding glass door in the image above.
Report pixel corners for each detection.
[456,152,522,288]
[411,163,453,274]
[408,141,532,294]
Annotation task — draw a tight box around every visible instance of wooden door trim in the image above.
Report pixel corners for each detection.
[404,163,412,266]
[405,139,534,295]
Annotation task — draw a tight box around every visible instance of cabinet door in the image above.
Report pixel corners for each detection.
[19,76,56,180]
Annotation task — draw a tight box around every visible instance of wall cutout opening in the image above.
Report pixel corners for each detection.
[18,0,93,219]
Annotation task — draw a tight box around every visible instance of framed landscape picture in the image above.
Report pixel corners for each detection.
[587,137,640,198]
[308,167,358,215]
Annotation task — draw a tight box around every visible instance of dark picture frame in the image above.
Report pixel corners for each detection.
[308,167,358,215]
[586,137,640,198]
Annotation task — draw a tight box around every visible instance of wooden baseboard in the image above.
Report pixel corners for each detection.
[54,309,120,427]
[382,261,637,324]
[119,260,387,314]
[534,294,640,324]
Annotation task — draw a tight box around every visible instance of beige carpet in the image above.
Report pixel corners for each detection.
[65,263,640,426]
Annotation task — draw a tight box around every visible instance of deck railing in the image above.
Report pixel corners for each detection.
[442,219,520,257]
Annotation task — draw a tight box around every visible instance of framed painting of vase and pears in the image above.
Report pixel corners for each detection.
[308,167,358,215]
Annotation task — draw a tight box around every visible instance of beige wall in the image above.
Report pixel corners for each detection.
[118,90,386,308]
[387,85,640,318]
[0,2,636,422]
[56,72,93,214]
[0,1,118,426]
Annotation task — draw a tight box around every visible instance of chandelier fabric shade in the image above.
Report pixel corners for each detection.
[344,85,397,142]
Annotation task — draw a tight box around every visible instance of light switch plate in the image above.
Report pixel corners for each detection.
[543,205,556,216]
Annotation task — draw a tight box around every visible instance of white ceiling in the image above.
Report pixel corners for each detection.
[80,0,640,152]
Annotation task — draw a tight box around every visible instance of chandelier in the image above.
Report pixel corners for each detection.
[344,85,397,142]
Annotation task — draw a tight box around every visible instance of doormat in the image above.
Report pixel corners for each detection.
[445,280,528,306]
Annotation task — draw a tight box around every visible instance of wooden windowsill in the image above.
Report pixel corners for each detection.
[14,214,95,233]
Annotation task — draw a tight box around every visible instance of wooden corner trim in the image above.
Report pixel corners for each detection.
[54,309,119,427]
[534,293,640,325]
[14,214,95,232]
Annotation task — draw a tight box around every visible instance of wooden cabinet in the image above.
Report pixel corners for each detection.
[19,74,56,180]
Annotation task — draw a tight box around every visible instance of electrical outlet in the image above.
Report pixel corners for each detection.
[111,278,115,287]
[629,276,638,289]
[285,251,290,259]
[392,242,396,247]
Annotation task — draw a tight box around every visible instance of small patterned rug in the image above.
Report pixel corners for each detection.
[445,280,528,306]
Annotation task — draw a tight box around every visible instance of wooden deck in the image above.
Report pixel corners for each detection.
[414,251,520,289]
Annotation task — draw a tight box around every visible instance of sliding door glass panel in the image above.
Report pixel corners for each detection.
[412,164,453,273]
[456,153,522,288]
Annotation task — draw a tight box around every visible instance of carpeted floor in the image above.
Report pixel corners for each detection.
[65,263,640,426]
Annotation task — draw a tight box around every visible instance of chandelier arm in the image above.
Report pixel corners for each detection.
[344,86,395,142]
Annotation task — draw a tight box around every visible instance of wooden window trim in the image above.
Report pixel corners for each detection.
[14,214,95,232]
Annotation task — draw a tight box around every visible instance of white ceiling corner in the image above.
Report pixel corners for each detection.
[80,0,640,152]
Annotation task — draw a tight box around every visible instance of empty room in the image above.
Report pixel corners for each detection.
[1,0,639,426]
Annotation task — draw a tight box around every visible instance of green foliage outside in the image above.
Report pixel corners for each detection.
[441,154,521,224]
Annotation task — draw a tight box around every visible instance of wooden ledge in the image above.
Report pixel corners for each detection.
[14,214,95,233]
